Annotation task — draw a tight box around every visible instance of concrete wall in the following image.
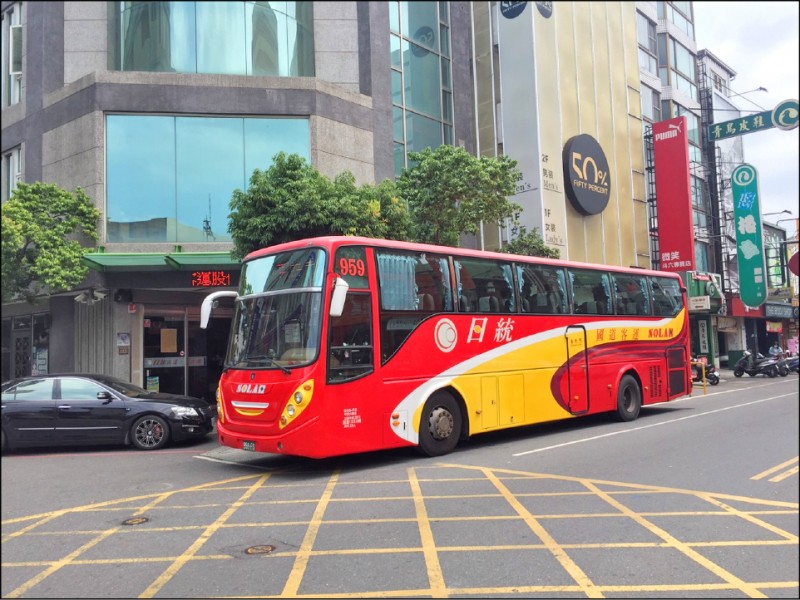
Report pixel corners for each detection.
[314,1,360,93]
[63,1,106,84]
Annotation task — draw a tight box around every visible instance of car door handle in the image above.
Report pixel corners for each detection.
[58,405,72,409]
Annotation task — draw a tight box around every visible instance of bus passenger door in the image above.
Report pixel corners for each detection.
[565,326,589,415]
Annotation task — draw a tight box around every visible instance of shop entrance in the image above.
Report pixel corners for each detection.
[142,307,231,401]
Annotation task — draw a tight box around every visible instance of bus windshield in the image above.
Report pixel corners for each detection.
[226,248,325,370]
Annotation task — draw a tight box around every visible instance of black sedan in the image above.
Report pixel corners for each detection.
[1,374,216,452]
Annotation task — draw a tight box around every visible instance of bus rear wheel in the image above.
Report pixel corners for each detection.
[616,375,641,422]
[418,392,462,457]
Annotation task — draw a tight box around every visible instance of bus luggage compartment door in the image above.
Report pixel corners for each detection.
[565,326,589,415]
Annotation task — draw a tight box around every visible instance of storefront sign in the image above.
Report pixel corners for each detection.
[192,270,233,287]
[766,322,782,333]
[535,1,552,18]
[764,303,794,319]
[652,117,695,272]
[144,357,185,368]
[562,134,611,216]
[500,1,528,19]
[698,320,709,354]
[117,332,131,355]
[731,164,767,308]
[689,296,711,311]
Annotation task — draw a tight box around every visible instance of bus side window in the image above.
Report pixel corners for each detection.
[457,257,513,313]
[517,264,567,314]
[569,269,612,315]
[328,294,373,383]
[613,274,650,316]
[650,277,680,316]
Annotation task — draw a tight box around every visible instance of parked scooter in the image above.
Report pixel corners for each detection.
[732,350,779,378]
[776,353,791,377]
[691,356,720,385]
[787,355,799,374]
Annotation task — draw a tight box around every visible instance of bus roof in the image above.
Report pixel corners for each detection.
[244,236,681,279]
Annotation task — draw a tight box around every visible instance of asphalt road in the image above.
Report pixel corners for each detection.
[2,373,798,598]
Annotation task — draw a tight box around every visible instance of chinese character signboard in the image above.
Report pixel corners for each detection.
[653,117,696,272]
[708,110,773,142]
[731,164,767,308]
[191,270,232,287]
[708,99,799,142]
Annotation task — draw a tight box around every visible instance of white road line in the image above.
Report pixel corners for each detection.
[512,391,797,457]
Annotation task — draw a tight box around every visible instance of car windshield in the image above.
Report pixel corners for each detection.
[226,248,325,370]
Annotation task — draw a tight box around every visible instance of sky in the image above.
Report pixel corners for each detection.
[692,1,799,237]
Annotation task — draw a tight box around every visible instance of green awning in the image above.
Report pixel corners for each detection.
[82,252,241,272]
[164,252,240,270]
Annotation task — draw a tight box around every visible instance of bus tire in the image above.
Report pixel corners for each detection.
[418,392,462,457]
[616,375,641,422]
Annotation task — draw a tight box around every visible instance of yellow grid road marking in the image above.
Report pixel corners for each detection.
[481,467,603,598]
[281,470,340,597]
[2,464,797,598]
[139,474,270,598]
[751,456,799,481]
[408,467,447,597]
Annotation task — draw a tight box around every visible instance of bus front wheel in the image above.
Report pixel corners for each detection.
[616,375,641,422]
[418,392,462,457]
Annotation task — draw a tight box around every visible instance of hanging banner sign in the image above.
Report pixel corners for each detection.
[731,164,767,308]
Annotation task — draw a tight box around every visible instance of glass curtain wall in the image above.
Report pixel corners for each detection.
[106,115,310,244]
[390,1,454,176]
[109,1,314,77]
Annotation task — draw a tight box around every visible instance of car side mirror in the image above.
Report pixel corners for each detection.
[97,391,113,402]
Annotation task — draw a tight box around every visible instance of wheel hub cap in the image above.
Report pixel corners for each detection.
[429,407,453,440]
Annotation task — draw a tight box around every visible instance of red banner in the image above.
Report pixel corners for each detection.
[653,116,695,272]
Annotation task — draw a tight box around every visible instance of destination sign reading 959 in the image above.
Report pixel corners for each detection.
[333,246,369,288]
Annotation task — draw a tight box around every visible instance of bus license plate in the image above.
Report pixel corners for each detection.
[242,440,256,452]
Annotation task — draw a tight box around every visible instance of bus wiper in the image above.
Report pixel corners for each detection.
[274,361,291,375]
[238,355,291,374]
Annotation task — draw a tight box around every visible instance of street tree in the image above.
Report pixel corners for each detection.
[501,224,560,258]
[396,145,521,247]
[1,182,100,304]
[228,152,411,259]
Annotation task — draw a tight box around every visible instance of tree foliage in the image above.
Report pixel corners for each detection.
[501,224,561,258]
[228,152,411,259]
[2,182,100,303]
[396,145,521,247]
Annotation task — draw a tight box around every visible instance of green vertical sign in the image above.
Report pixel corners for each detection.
[731,164,767,308]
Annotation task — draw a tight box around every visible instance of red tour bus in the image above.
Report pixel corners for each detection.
[201,236,691,458]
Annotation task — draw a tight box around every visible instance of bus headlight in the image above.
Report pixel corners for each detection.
[279,379,314,430]
[216,386,225,424]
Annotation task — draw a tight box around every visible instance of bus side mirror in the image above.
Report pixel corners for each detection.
[200,291,237,329]
[330,277,349,317]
